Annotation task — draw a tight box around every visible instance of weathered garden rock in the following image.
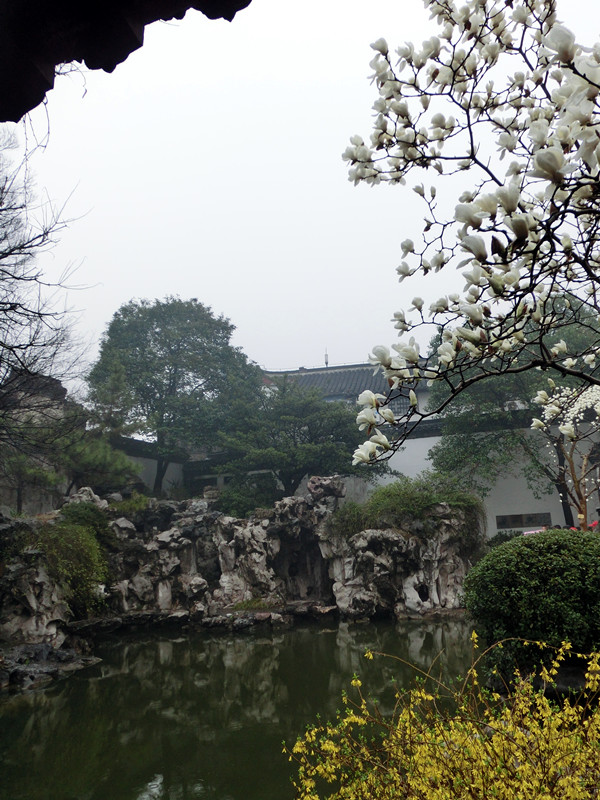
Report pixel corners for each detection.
[63,486,108,510]
[324,510,469,619]
[0,551,70,647]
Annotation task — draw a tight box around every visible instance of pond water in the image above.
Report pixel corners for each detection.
[0,618,473,800]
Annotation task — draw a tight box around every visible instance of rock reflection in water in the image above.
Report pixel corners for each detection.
[0,618,473,800]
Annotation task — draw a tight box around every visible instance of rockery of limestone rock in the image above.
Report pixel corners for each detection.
[0,476,476,659]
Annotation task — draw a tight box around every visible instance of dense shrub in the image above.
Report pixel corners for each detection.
[463,529,600,671]
[288,643,600,800]
[59,501,117,551]
[215,473,283,518]
[327,473,485,552]
[35,522,108,618]
[326,501,368,538]
[485,528,522,549]
[108,490,150,517]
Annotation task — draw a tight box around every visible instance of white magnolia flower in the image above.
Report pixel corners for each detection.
[396,261,413,282]
[369,345,392,368]
[429,296,449,313]
[437,341,456,365]
[393,337,420,363]
[460,235,488,261]
[357,390,385,408]
[352,441,378,465]
[356,407,379,431]
[455,203,486,229]
[370,430,392,450]
[379,407,396,424]
[530,147,568,183]
[559,422,577,440]
[496,182,521,213]
[370,38,389,55]
[543,24,577,63]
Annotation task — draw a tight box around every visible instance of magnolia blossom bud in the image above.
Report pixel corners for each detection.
[370,38,389,55]
[561,234,573,252]
[379,407,396,424]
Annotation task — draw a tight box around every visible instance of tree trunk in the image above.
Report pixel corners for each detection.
[153,457,169,495]
[555,447,574,527]
[555,479,575,527]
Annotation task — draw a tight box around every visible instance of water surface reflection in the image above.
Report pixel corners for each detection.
[0,618,473,800]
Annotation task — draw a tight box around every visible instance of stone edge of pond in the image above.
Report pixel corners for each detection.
[1,605,467,693]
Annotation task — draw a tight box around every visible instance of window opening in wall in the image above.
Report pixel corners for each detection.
[496,512,552,530]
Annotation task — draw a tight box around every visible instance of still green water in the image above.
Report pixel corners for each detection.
[0,618,473,800]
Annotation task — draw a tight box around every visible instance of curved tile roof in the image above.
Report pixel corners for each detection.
[264,363,427,417]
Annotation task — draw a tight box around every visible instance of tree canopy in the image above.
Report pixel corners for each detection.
[214,378,381,515]
[87,297,263,494]
[345,0,600,471]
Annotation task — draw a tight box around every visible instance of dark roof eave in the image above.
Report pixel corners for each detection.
[0,0,252,122]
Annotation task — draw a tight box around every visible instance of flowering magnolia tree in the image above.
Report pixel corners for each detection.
[531,383,600,528]
[349,0,600,473]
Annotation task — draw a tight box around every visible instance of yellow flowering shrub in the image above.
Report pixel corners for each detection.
[287,641,600,800]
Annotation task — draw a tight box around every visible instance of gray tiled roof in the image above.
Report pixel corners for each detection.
[264,363,421,415]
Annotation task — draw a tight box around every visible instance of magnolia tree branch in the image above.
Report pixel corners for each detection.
[349,0,600,468]
[530,383,600,527]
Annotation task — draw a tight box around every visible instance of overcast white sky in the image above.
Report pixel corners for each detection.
[8,0,600,374]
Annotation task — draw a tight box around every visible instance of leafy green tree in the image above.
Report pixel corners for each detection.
[0,400,138,511]
[215,378,384,509]
[87,297,263,494]
[0,448,60,513]
[57,427,138,496]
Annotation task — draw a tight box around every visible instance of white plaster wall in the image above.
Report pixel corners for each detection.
[483,473,567,533]
[127,456,184,496]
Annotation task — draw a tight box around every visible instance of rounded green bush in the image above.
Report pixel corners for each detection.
[463,530,600,660]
